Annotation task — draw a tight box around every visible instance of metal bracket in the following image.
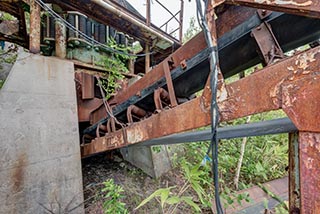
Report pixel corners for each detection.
[126,105,147,124]
[251,22,284,65]
[163,61,178,107]
[153,88,170,112]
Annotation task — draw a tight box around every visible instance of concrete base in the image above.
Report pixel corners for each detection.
[121,145,172,178]
[0,54,84,213]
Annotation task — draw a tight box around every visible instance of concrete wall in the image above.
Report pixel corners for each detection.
[0,54,84,213]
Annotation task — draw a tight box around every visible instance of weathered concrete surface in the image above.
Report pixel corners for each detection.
[121,145,172,178]
[0,54,84,213]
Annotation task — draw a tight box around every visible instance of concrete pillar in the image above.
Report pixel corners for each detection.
[0,54,84,213]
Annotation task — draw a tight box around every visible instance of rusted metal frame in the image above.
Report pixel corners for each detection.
[251,21,284,65]
[281,72,320,213]
[108,6,264,106]
[81,46,320,156]
[86,47,211,131]
[223,0,320,19]
[29,0,41,53]
[75,72,102,122]
[163,61,178,107]
[289,132,300,213]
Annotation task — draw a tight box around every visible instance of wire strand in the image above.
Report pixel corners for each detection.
[196,0,224,213]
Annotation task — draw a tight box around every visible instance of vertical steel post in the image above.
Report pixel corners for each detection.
[289,132,300,214]
[29,0,41,54]
[299,132,320,213]
[145,0,151,73]
[55,19,67,58]
[179,0,184,43]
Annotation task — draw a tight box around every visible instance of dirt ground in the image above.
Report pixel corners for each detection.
[82,151,210,214]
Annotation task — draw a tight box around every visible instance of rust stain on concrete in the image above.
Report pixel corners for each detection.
[11,153,27,192]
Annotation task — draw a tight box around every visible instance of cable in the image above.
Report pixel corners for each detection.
[195,0,224,213]
[34,0,155,57]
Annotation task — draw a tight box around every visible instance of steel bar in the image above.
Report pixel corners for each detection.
[224,0,320,19]
[138,118,297,147]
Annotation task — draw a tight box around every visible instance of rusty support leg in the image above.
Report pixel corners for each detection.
[163,61,178,107]
[251,22,284,65]
[289,132,300,214]
[299,132,320,213]
[55,19,67,58]
[29,0,41,54]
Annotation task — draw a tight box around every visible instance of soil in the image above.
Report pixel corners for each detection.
[82,151,203,214]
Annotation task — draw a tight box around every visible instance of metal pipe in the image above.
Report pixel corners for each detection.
[91,0,174,46]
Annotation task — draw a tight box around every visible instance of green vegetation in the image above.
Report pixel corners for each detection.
[183,17,201,43]
[98,38,135,99]
[101,179,129,214]
[0,11,16,21]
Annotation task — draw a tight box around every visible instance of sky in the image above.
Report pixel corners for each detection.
[126,0,197,38]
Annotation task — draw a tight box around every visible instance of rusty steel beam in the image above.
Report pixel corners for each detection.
[223,0,320,19]
[29,0,41,54]
[81,46,320,157]
[299,132,320,213]
[282,74,320,133]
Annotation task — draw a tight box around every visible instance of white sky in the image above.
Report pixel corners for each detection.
[126,0,197,37]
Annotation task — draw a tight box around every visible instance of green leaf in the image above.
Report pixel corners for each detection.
[181,196,201,212]
[166,196,181,205]
[135,187,175,210]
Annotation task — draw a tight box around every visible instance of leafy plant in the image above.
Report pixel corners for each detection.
[98,37,135,99]
[101,179,128,214]
[135,186,201,214]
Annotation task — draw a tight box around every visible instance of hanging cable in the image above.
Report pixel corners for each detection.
[195,0,224,213]
[34,0,155,57]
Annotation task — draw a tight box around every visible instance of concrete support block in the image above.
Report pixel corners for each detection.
[121,145,172,178]
[0,54,84,213]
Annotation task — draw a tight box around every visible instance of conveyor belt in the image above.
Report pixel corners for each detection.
[84,12,320,136]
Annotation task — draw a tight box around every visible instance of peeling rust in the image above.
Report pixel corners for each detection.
[255,0,312,7]
[299,132,320,213]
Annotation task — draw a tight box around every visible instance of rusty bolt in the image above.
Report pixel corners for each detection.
[180,60,187,70]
